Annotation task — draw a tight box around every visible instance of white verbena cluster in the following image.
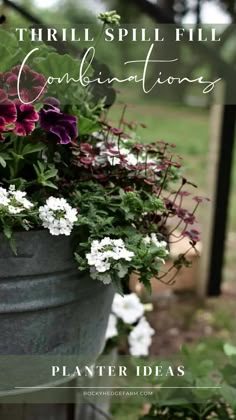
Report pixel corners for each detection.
[39,197,77,236]
[143,233,169,264]
[86,237,134,284]
[105,293,155,357]
[0,185,33,214]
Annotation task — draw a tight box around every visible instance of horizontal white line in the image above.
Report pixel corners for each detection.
[14,386,222,389]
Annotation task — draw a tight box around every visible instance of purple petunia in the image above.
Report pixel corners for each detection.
[39,99,78,144]
[14,101,39,136]
[0,89,17,141]
[0,90,17,127]
[5,65,47,103]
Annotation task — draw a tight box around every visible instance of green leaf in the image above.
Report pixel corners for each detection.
[10,152,24,161]
[0,29,18,50]
[224,343,236,357]
[181,344,190,357]
[9,237,17,256]
[3,224,12,240]
[0,45,24,73]
[34,161,45,174]
[192,377,218,400]
[34,52,82,81]
[78,116,101,135]
[41,180,58,189]
[220,384,236,408]
[0,29,24,72]
[112,274,124,296]
[44,168,58,179]
[221,364,236,387]
[22,143,45,156]
[0,155,6,168]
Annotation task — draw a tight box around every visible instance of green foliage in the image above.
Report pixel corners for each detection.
[0,29,23,72]
[0,136,46,186]
[98,10,121,25]
[0,20,203,292]
[73,182,169,292]
[33,161,58,190]
[139,343,236,420]
[77,114,101,135]
[119,190,165,221]
[33,52,85,105]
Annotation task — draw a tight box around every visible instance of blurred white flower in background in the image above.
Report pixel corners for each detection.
[112,293,144,324]
[105,314,118,340]
[128,317,155,357]
[105,293,155,357]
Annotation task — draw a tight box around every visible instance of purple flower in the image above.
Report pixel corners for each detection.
[44,97,61,108]
[0,90,17,127]
[193,196,210,203]
[39,101,78,144]
[5,65,47,103]
[0,89,17,141]
[183,229,201,243]
[14,101,39,136]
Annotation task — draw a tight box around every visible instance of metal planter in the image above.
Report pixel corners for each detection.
[0,230,114,356]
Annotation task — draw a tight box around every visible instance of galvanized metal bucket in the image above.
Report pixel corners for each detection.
[0,230,114,356]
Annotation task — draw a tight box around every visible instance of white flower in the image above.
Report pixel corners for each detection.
[0,187,10,207]
[128,317,155,356]
[0,185,33,214]
[8,205,23,214]
[143,236,151,245]
[143,303,154,312]
[105,314,118,340]
[125,153,138,166]
[150,234,167,249]
[9,189,33,210]
[112,293,144,324]
[119,147,129,156]
[39,197,77,236]
[93,154,107,167]
[86,238,134,281]
[107,156,121,166]
[143,234,169,262]
[92,136,161,174]
[94,139,138,169]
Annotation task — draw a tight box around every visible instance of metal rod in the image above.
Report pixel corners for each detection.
[67,404,75,420]
[207,100,236,296]
[2,0,42,24]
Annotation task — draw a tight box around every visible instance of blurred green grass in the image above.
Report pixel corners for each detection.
[108,90,209,186]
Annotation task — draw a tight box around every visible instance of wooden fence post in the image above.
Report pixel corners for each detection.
[197,83,225,297]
